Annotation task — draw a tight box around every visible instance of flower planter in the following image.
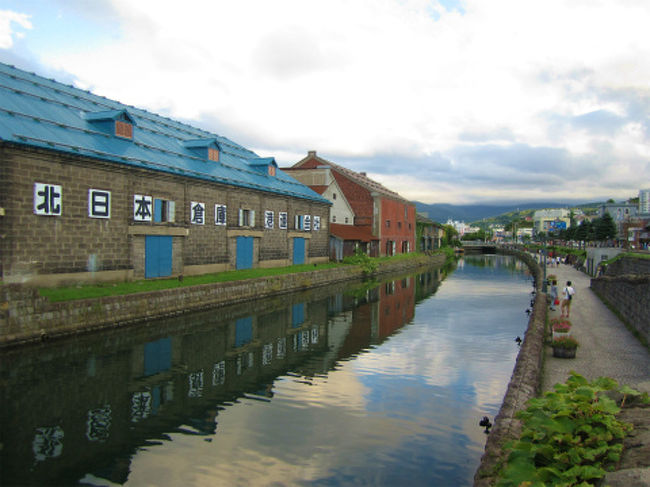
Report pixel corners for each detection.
[552,330,572,341]
[552,346,577,358]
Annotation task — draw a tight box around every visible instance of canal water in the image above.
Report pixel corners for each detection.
[0,254,534,487]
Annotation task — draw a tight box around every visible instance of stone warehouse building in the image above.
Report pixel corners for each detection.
[0,63,331,286]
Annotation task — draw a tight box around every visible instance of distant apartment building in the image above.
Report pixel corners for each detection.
[489,224,506,242]
[639,188,650,216]
[625,189,650,249]
[600,201,638,221]
[445,219,478,236]
[600,201,638,239]
[533,209,571,235]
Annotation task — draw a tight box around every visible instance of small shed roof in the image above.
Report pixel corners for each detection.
[330,223,377,242]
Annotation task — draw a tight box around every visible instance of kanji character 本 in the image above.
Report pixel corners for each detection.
[133,194,152,221]
[34,183,62,216]
[191,202,205,225]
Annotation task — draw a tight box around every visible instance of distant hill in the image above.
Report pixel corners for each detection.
[414,201,595,224]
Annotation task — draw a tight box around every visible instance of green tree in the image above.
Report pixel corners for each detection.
[594,213,618,240]
[461,229,491,241]
[442,224,459,247]
[575,221,591,241]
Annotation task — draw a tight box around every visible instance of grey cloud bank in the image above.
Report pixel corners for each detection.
[1,0,648,204]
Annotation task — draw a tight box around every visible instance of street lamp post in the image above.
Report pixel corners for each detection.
[542,235,548,293]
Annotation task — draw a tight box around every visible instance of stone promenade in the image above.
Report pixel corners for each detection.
[542,261,650,486]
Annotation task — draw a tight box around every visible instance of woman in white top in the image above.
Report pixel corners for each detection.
[561,281,575,318]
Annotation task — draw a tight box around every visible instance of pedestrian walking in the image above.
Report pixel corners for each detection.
[560,281,575,318]
[549,279,559,311]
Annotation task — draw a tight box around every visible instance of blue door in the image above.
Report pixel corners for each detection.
[293,237,305,265]
[143,337,172,376]
[236,236,254,270]
[235,317,253,347]
[291,303,305,328]
[145,236,172,278]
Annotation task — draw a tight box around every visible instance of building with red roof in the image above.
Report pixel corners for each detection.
[285,151,415,259]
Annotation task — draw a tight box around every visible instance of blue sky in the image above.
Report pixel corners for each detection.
[1,0,649,204]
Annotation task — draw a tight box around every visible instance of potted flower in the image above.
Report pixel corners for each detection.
[552,336,578,358]
[551,318,572,340]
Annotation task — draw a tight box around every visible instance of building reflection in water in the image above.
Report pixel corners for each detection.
[0,268,445,486]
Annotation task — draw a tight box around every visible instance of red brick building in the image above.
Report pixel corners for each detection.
[285,151,415,258]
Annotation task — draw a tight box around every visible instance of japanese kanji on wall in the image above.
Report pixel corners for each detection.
[215,204,227,226]
[31,184,321,236]
[88,189,111,219]
[279,211,288,229]
[264,210,274,229]
[34,182,62,216]
[133,194,153,222]
[190,201,205,225]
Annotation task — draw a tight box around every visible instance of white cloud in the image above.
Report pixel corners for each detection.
[0,10,32,49]
[6,0,650,203]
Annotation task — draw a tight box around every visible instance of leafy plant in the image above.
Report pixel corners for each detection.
[342,248,378,275]
[551,335,578,349]
[497,373,648,487]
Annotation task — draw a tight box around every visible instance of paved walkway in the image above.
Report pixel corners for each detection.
[541,262,650,392]
[540,261,650,486]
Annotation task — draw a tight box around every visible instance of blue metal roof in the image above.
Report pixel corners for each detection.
[0,63,330,205]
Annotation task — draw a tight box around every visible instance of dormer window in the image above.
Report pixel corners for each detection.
[115,120,133,139]
[249,157,278,176]
[84,109,136,140]
[182,138,220,162]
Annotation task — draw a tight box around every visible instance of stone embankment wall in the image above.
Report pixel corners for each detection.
[0,254,445,347]
[591,256,650,345]
[603,255,650,276]
[474,248,546,487]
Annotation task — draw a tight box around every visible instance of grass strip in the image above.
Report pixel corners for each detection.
[37,251,448,303]
[38,262,341,302]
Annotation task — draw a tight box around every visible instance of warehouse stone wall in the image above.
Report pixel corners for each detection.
[0,254,445,347]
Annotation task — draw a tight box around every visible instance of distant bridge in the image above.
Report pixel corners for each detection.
[460,241,499,254]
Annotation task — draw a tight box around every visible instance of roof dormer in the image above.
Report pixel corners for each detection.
[249,157,278,176]
[182,138,221,162]
[83,109,136,139]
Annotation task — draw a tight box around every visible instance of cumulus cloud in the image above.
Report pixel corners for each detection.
[0,10,32,49]
[5,0,650,204]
